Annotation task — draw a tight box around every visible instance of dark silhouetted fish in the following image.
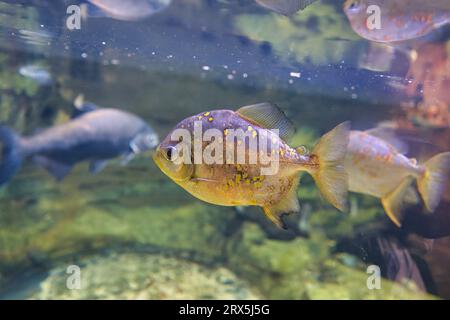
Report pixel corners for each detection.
[0,103,158,186]
[255,0,318,16]
[375,236,426,291]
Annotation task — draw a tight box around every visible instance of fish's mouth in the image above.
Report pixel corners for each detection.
[151,147,163,168]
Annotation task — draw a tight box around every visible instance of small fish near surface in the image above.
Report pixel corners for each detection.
[84,0,172,21]
[343,0,450,43]
[153,103,350,229]
[0,101,158,186]
[18,65,52,86]
[346,127,450,227]
[255,0,318,16]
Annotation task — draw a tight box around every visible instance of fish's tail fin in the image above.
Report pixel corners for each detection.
[417,152,450,212]
[0,126,23,186]
[310,121,350,211]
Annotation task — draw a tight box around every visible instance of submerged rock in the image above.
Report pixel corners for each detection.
[29,253,262,300]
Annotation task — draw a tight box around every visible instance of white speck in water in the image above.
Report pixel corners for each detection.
[102,41,106,45]
[40,24,44,28]
[152,52,156,55]
[351,86,355,90]
[111,59,120,65]
[288,79,294,84]
[99,52,104,56]
[167,54,173,59]
[290,72,301,78]
[232,70,237,75]
[223,65,229,69]
[344,87,348,92]
[351,93,358,99]
[81,52,87,58]
[202,66,210,71]
[227,74,234,80]
[242,73,248,78]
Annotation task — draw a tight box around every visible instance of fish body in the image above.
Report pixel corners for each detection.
[18,65,52,85]
[346,130,421,198]
[0,108,158,185]
[346,128,450,226]
[343,0,450,43]
[255,0,318,16]
[153,103,350,228]
[86,0,171,21]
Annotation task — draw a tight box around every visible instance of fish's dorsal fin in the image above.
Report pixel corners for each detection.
[262,176,300,229]
[72,94,99,118]
[236,103,295,142]
[365,127,408,154]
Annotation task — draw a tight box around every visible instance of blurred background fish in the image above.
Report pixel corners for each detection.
[83,0,172,21]
[345,128,450,227]
[255,0,318,16]
[18,65,52,86]
[343,0,450,43]
[0,96,159,186]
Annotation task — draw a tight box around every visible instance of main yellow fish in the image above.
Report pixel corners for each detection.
[346,127,450,226]
[153,103,350,228]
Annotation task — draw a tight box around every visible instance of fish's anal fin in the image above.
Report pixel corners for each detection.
[381,176,415,227]
[89,160,108,174]
[365,127,408,154]
[33,156,72,181]
[262,176,300,229]
[236,102,295,142]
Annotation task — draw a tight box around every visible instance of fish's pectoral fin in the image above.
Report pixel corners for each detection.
[89,159,109,174]
[365,127,408,154]
[33,156,72,181]
[120,151,135,166]
[381,176,415,227]
[236,102,295,142]
[262,176,300,229]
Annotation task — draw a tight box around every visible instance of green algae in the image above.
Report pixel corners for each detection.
[234,3,360,65]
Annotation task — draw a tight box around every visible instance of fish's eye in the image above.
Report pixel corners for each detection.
[347,0,360,11]
[163,146,177,161]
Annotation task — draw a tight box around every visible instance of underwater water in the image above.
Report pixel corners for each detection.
[0,0,449,300]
